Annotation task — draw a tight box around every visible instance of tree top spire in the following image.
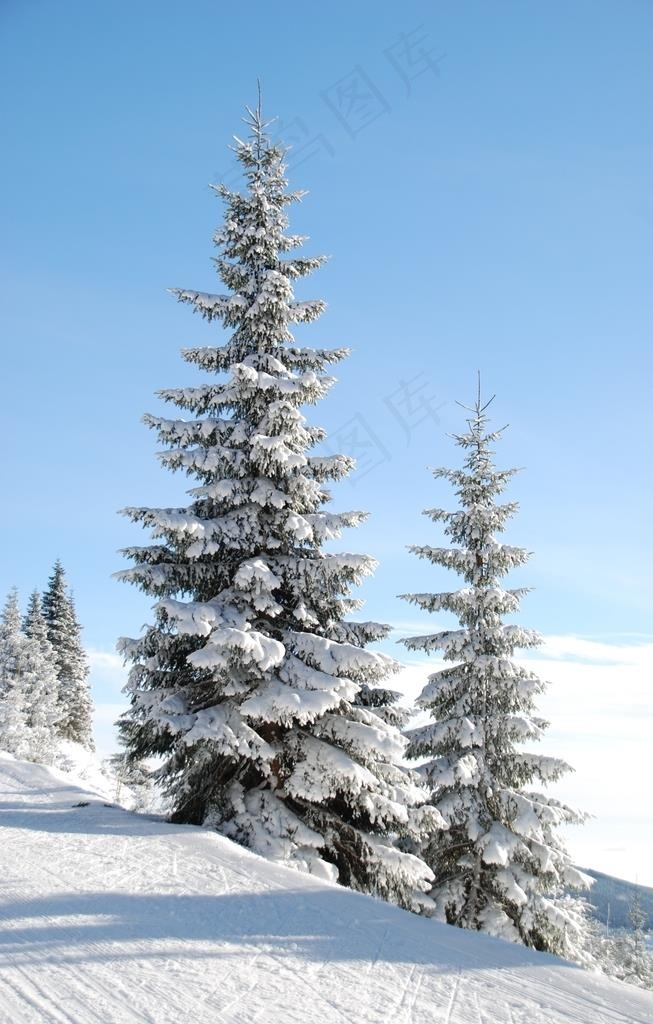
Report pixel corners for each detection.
[456,371,495,422]
[242,79,276,159]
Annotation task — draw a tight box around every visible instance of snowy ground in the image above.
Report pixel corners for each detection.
[0,755,651,1024]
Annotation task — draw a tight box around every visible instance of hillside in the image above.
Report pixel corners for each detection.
[582,868,653,933]
[0,755,651,1024]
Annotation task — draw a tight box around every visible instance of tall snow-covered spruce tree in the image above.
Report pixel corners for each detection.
[400,386,590,955]
[117,100,443,907]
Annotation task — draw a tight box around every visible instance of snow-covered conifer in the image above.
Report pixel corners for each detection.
[42,561,94,749]
[117,99,443,907]
[400,385,590,955]
[22,591,60,762]
[620,892,652,987]
[590,891,653,988]
[109,748,156,812]
[0,590,31,758]
[0,589,60,763]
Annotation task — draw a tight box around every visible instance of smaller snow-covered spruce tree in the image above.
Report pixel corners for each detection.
[117,97,444,909]
[400,385,590,956]
[42,561,94,749]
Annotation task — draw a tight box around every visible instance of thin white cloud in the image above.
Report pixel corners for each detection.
[86,647,128,698]
[387,619,444,638]
[87,648,125,674]
[93,702,127,725]
[534,634,653,666]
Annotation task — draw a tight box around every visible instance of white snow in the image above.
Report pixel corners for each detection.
[1,755,652,1023]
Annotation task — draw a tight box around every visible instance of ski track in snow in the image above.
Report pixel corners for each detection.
[0,757,652,1024]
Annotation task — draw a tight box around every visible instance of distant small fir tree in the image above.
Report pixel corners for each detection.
[109,748,156,812]
[620,892,653,988]
[0,590,31,759]
[42,561,94,748]
[22,590,59,762]
[0,589,58,764]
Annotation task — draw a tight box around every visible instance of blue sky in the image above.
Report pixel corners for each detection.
[1,2,652,879]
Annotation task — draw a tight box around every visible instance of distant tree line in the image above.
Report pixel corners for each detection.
[0,560,94,763]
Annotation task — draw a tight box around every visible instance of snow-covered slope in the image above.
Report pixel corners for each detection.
[0,756,651,1024]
